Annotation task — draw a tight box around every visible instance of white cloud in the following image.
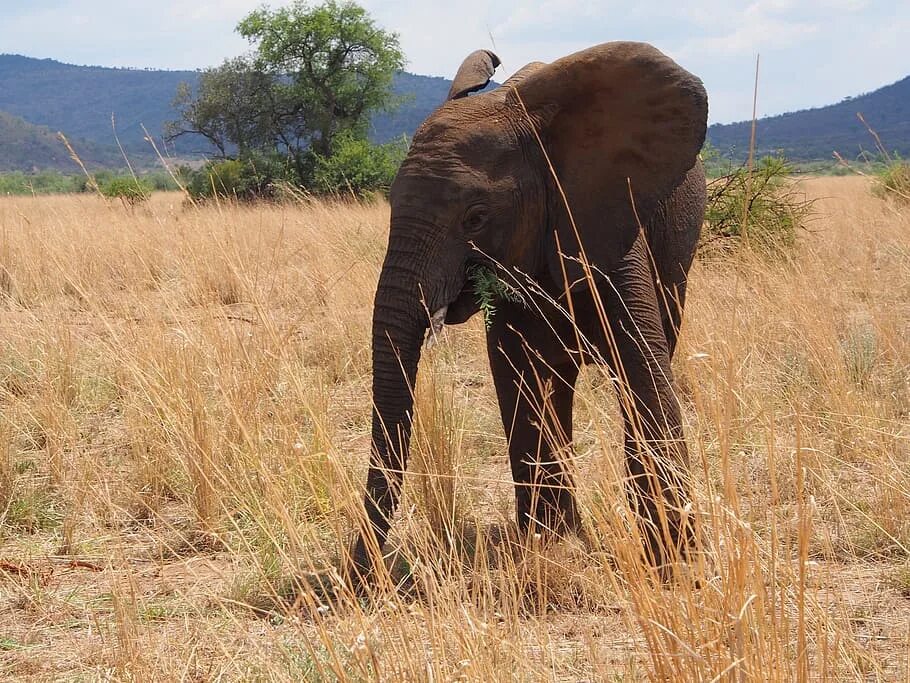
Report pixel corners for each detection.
[686,17,818,57]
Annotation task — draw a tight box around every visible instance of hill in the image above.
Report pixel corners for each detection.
[2,53,907,170]
[0,54,197,153]
[0,54,457,168]
[707,76,910,161]
[0,110,124,172]
[370,72,460,143]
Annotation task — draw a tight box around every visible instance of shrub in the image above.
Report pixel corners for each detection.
[144,171,181,192]
[183,155,293,202]
[99,176,153,206]
[872,161,910,203]
[182,137,407,203]
[185,159,245,200]
[314,134,407,199]
[702,154,814,256]
[835,116,910,205]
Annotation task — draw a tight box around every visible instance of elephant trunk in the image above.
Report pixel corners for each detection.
[349,242,432,582]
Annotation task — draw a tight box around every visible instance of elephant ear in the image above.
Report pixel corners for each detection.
[447,50,501,100]
[507,42,707,291]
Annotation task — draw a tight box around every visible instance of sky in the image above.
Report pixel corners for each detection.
[1,0,908,124]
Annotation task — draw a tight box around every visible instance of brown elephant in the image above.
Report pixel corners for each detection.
[348,42,708,585]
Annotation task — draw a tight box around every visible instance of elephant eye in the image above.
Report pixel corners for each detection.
[462,206,489,235]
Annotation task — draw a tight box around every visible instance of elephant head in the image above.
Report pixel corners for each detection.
[351,41,707,582]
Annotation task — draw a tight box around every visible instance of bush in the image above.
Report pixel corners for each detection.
[834,118,910,205]
[185,159,245,200]
[873,161,910,203]
[183,155,294,202]
[99,176,153,205]
[144,171,181,192]
[703,154,814,256]
[314,134,407,199]
[182,135,407,202]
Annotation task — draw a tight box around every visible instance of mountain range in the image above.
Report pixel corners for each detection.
[1,54,908,172]
[709,75,910,161]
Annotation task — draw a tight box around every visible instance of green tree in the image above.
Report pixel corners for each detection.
[237,0,405,159]
[168,57,276,158]
[168,1,405,191]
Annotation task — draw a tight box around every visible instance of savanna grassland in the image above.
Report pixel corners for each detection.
[1,177,908,681]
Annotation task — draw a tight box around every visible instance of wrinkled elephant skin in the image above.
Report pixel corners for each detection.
[348,41,708,587]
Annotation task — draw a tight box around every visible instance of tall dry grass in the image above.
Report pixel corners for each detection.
[0,178,908,680]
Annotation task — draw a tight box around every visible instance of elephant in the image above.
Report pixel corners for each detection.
[348,41,708,585]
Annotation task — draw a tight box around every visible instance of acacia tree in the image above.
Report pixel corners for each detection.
[168,57,276,157]
[168,1,405,188]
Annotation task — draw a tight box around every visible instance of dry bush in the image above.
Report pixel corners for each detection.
[0,179,908,680]
[703,155,815,256]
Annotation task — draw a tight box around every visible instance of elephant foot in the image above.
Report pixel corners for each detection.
[517,486,586,545]
[635,504,705,584]
[667,548,719,590]
[342,537,382,596]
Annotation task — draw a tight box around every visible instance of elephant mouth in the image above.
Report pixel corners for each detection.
[444,282,481,324]
[425,279,480,349]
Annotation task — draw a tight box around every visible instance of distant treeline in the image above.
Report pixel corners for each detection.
[0,157,883,198]
[0,170,178,196]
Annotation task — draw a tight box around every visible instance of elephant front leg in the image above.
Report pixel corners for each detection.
[348,448,404,587]
[486,310,582,539]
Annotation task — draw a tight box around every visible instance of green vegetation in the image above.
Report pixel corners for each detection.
[0,54,457,173]
[0,170,82,195]
[3,34,909,173]
[873,160,910,203]
[0,170,177,196]
[170,1,406,199]
[0,110,124,172]
[168,59,274,160]
[236,0,404,158]
[181,156,293,202]
[468,264,526,329]
[313,133,408,198]
[98,176,153,205]
[0,54,195,154]
[702,148,815,255]
[109,170,178,192]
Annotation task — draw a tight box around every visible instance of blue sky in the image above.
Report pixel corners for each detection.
[1,0,907,123]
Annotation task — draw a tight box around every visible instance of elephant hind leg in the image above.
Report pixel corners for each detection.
[598,234,695,572]
[657,278,688,359]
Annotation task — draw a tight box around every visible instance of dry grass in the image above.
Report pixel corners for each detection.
[0,178,908,680]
